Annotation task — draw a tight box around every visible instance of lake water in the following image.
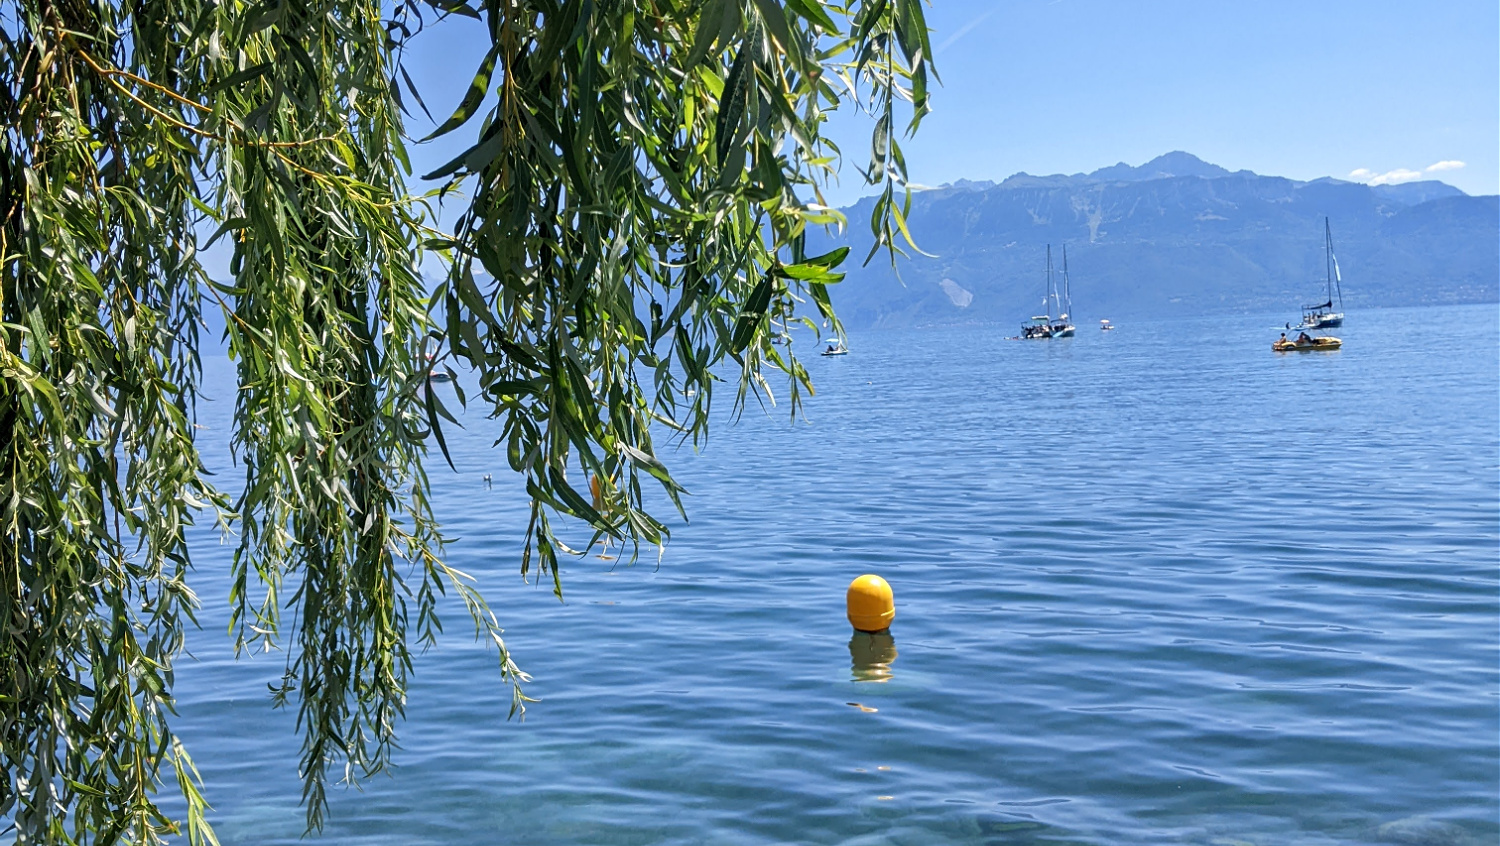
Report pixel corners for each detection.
[174,303,1498,846]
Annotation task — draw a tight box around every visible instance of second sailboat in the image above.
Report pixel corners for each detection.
[1021,245,1075,338]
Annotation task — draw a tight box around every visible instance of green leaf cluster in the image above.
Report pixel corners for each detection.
[0,0,932,841]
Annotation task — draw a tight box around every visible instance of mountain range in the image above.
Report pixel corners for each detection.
[813,152,1498,328]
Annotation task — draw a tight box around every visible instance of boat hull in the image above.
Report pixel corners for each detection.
[1301,313,1344,329]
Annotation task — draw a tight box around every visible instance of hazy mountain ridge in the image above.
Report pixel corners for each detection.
[817,153,1497,328]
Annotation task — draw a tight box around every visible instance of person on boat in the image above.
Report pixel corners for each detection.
[1279,332,1287,344]
[1296,331,1313,344]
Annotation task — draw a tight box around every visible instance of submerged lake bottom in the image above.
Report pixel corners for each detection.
[175,305,1498,845]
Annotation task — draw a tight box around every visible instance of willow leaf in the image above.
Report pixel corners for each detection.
[420,45,499,141]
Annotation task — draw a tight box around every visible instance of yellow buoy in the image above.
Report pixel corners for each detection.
[846,575,895,632]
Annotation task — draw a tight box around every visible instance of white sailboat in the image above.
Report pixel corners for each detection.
[1021,245,1074,338]
[1299,218,1345,330]
[1051,245,1076,337]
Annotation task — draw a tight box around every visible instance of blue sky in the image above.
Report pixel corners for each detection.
[403,0,1499,206]
[864,0,1499,202]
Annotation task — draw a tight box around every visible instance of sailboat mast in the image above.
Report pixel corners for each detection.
[1046,244,1054,321]
[1326,217,1344,310]
[1061,244,1072,318]
[1324,217,1333,305]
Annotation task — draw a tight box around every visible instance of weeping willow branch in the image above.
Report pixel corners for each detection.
[0,0,933,842]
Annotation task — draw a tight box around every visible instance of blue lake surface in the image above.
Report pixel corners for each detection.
[175,303,1499,845]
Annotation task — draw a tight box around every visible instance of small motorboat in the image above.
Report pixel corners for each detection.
[1100,319,1115,331]
[821,340,849,356]
[1273,335,1342,352]
[424,351,452,382]
[1020,316,1053,339]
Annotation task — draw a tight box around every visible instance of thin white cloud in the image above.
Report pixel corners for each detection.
[1350,160,1465,186]
[1348,167,1424,186]
[1370,169,1424,185]
[937,8,998,55]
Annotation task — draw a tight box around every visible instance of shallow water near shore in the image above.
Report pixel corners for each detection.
[174,303,1498,845]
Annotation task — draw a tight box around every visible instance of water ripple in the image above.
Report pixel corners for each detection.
[171,305,1498,845]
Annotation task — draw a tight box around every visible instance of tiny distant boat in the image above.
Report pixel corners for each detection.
[821,340,849,356]
[1273,334,1342,352]
[424,353,453,382]
[1297,218,1345,330]
[1100,319,1114,331]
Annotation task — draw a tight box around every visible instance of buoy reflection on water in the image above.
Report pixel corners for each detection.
[849,631,898,683]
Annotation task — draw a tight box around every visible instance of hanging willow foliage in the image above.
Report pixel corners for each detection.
[0,0,931,841]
